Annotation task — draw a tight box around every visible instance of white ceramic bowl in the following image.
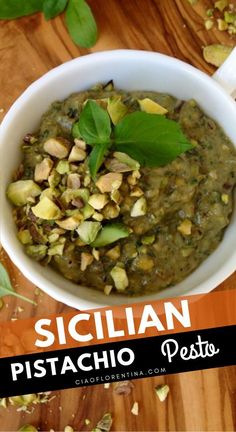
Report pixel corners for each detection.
[1,49,236,310]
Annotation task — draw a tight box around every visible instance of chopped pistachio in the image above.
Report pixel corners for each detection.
[65,208,82,216]
[44,137,70,159]
[224,11,236,23]
[105,158,133,173]
[70,163,79,172]
[81,203,95,219]
[135,255,154,271]
[205,19,214,30]
[74,138,86,150]
[34,158,53,183]
[9,396,24,406]
[18,229,32,245]
[113,152,140,170]
[92,212,104,221]
[106,245,121,260]
[72,197,84,209]
[141,234,155,245]
[104,285,113,295]
[228,24,236,34]
[206,8,214,17]
[51,227,65,235]
[92,248,100,260]
[131,401,139,416]
[127,175,137,186]
[107,96,128,125]
[110,189,122,204]
[214,0,228,11]
[103,203,120,219]
[76,238,86,246]
[48,169,61,188]
[96,413,113,432]
[96,172,123,193]
[83,174,91,187]
[10,394,38,407]
[209,170,218,180]
[48,242,65,256]
[25,245,47,260]
[133,170,141,179]
[130,197,147,217]
[56,160,70,174]
[81,252,94,271]
[130,186,144,197]
[48,233,60,243]
[110,266,129,291]
[181,248,193,257]
[113,380,134,395]
[84,419,91,426]
[91,224,130,248]
[0,397,7,408]
[32,197,62,220]
[221,193,229,204]
[90,97,108,109]
[139,98,168,115]
[56,215,82,230]
[64,427,74,432]
[8,393,55,413]
[67,173,81,189]
[103,80,114,91]
[177,219,192,235]
[217,18,228,30]
[69,146,86,162]
[88,194,108,210]
[39,185,57,199]
[155,384,170,402]
[7,180,41,206]
[61,188,90,206]
[76,221,101,244]
[203,44,233,67]
[127,170,141,186]
[18,425,38,432]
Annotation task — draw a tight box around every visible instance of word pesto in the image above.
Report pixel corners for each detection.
[0,0,97,48]
[34,300,191,347]
[74,100,193,178]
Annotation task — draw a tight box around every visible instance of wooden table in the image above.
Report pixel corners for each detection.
[0,1,236,430]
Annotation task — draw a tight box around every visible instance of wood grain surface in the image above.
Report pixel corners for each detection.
[0,1,236,430]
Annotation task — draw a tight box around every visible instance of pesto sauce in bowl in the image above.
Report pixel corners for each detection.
[7,84,236,296]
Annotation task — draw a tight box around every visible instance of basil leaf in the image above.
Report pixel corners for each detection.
[88,142,109,179]
[65,0,97,48]
[0,263,36,305]
[43,0,68,20]
[0,0,43,19]
[77,100,111,145]
[0,262,12,290]
[72,121,82,139]
[91,223,130,247]
[114,112,193,167]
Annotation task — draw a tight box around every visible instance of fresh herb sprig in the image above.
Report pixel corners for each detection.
[0,262,36,305]
[73,100,193,178]
[0,0,97,48]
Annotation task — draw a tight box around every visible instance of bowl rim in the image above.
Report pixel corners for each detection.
[1,49,236,310]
